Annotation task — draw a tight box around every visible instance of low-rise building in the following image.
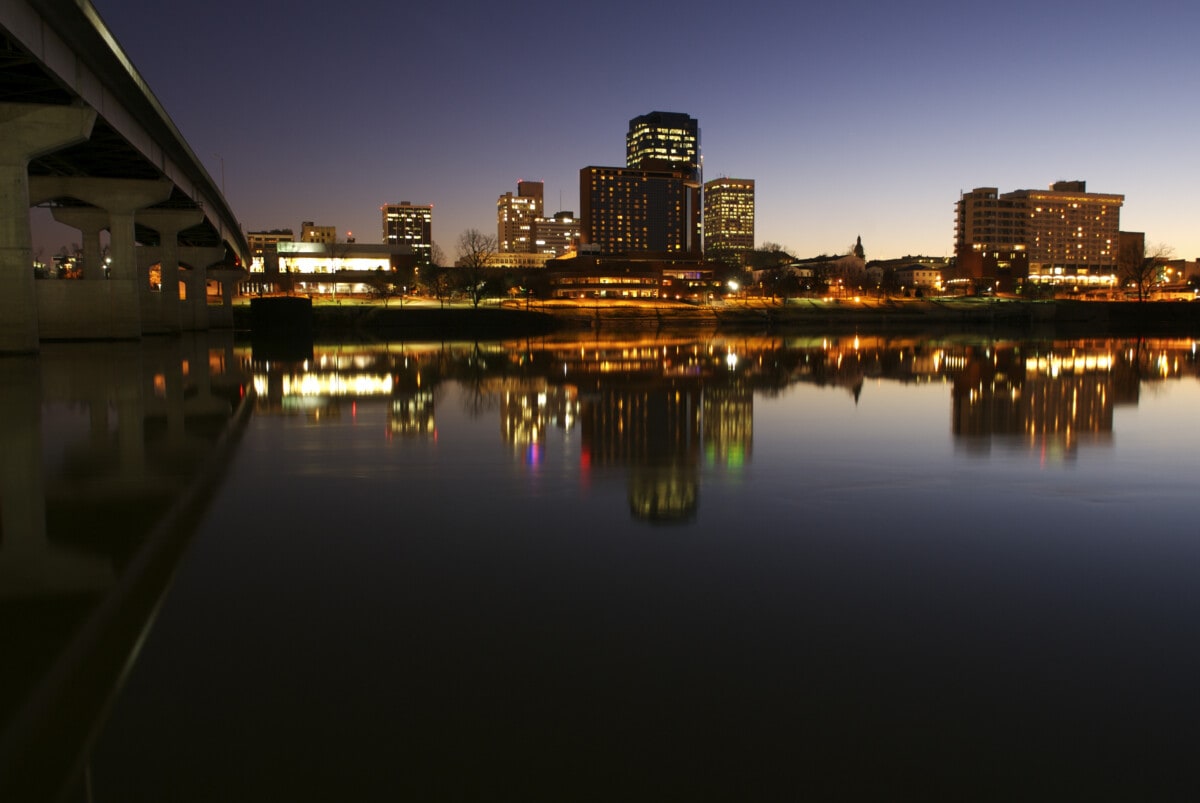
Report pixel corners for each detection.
[546,252,717,301]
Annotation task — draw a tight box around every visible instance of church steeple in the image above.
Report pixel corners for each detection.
[853,235,865,260]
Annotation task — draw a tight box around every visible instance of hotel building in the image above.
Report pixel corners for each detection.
[703,178,755,265]
[580,165,701,255]
[956,181,1123,286]
[382,202,433,269]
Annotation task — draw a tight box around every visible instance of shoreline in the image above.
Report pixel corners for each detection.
[235,298,1200,340]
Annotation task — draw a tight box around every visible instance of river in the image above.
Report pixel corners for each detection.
[6,331,1200,800]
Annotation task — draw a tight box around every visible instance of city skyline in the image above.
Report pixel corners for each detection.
[33,0,1199,263]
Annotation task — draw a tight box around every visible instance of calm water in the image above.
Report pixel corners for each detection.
[7,332,1200,799]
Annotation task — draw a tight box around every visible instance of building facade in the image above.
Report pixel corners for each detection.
[300,221,336,244]
[497,181,544,254]
[382,202,433,268]
[703,178,755,265]
[956,181,1123,284]
[534,211,580,257]
[546,251,716,300]
[247,229,294,269]
[626,111,700,181]
[579,165,701,255]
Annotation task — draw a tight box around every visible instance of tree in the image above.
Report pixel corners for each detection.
[743,242,795,271]
[1118,241,1174,302]
[420,265,453,307]
[878,267,901,299]
[366,269,402,306]
[456,229,498,309]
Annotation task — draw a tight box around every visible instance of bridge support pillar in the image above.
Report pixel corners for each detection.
[208,270,243,328]
[178,246,225,330]
[29,177,173,340]
[0,104,96,353]
[50,207,108,281]
[138,209,204,334]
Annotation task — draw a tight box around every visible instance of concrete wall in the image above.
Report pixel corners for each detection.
[36,281,141,339]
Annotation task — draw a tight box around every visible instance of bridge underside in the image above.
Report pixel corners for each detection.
[0,5,248,352]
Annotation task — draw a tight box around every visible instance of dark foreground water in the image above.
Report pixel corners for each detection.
[7,332,1200,800]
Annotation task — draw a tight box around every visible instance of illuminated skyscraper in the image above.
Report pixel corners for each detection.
[627,111,700,182]
[702,178,755,265]
[382,202,433,268]
[580,165,701,255]
[497,181,544,253]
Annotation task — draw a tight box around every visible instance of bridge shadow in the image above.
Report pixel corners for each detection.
[0,333,253,803]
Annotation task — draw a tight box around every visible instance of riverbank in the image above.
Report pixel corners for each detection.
[234,297,1200,339]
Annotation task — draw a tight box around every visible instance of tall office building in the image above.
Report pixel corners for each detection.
[627,111,700,181]
[534,211,580,257]
[382,202,433,268]
[580,165,701,255]
[703,178,755,265]
[497,181,544,253]
[956,181,1123,280]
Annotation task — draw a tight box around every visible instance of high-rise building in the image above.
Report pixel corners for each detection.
[534,211,580,257]
[300,221,336,244]
[627,111,700,181]
[580,165,701,255]
[497,181,544,253]
[382,202,433,268]
[956,181,1123,282]
[703,178,755,265]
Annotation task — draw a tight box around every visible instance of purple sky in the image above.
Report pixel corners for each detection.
[38,0,1200,262]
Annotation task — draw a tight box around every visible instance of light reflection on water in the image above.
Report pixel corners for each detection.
[10,333,1200,799]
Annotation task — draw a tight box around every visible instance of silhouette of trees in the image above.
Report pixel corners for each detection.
[1119,241,1174,302]
[456,229,498,308]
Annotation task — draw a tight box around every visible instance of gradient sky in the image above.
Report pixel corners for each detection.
[41,0,1199,262]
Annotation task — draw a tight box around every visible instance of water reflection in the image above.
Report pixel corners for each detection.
[81,331,1200,800]
[0,335,250,803]
[243,334,1199,512]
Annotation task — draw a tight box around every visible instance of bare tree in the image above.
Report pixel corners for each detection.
[456,229,498,308]
[1119,241,1174,302]
[366,269,402,307]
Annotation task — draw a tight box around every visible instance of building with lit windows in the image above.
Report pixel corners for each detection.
[300,221,336,244]
[534,211,580,257]
[248,229,293,254]
[703,178,755,265]
[545,251,716,300]
[247,229,293,270]
[627,111,700,181]
[382,202,433,269]
[580,165,701,255]
[956,181,1123,287]
[497,181,544,253]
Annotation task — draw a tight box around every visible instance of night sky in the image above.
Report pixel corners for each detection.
[39,0,1200,261]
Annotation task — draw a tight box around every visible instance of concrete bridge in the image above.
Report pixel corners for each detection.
[1,0,251,353]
